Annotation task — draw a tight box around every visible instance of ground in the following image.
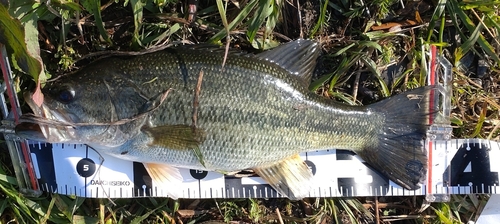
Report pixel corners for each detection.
[0,0,499,223]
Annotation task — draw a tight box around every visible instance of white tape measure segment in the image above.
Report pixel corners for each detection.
[24,139,500,199]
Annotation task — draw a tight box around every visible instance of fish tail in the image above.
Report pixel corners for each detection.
[359,85,442,190]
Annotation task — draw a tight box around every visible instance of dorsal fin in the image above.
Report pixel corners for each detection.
[255,39,320,86]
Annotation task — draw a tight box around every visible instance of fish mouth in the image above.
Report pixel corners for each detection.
[16,92,76,143]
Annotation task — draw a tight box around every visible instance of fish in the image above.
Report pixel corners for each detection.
[16,39,439,199]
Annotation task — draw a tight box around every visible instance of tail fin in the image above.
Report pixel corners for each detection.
[357,86,442,190]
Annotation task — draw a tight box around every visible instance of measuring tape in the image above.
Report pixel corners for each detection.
[2,43,498,201]
[18,139,500,199]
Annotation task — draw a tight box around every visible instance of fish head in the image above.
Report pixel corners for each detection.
[16,70,149,148]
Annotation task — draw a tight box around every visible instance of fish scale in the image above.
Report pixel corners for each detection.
[17,39,436,199]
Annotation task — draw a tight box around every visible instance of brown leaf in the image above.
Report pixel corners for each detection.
[32,81,44,107]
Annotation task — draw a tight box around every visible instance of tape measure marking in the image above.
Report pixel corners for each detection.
[23,139,500,198]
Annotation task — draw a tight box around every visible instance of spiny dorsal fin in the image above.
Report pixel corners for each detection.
[143,125,206,167]
[255,39,320,86]
[143,163,183,199]
[253,154,313,200]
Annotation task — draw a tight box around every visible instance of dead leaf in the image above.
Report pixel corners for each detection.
[32,81,44,107]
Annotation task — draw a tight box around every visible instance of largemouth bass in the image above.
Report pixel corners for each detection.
[16,40,437,199]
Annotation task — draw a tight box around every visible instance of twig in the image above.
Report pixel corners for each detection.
[187,0,198,24]
[216,0,230,68]
[77,0,116,29]
[359,0,371,18]
[99,199,105,224]
[218,30,292,41]
[45,0,62,18]
[363,202,412,210]
[488,121,500,140]
[381,214,436,221]
[375,197,380,224]
[471,9,500,47]
[86,145,117,206]
[75,8,85,44]
[192,69,204,130]
[71,40,191,65]
[20,89,174,127]
[297,0,303,39]
[275,208,284,224]
[353,71,361,102]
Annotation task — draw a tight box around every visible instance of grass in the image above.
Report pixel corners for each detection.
[1,0,500,223]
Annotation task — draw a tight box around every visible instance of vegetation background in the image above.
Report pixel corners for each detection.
[0,0,499,223]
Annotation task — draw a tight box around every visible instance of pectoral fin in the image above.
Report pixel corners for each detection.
[253,154,313,200]
[144,125,205,150]
[143,163,183,199]
[144,125,206,167]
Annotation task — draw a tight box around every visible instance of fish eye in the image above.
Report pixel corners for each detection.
[57,88,75,103]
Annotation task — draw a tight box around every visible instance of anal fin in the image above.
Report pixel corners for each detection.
[143,163,183,199]
[253,154,313,200]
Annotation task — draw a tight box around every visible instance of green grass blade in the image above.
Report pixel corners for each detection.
[458,20,482,55]
[447,0,500,64]
[392,66,414,89]
[419,39,428,86]
[209,0,259,43]
[0,184,35,222]
[54,194,74,220]
[215,0,229,37]
[0,198,8,215]
[309,53,361,91]
[309,0,329,38]
[73,215,100,224]
[338,199,356,223]
[130,199,169,224]
[358,41,382,53]
[439,12,446,49]
[81,0,111,44]
[431,204,454,224]
[486,13,500,34]
[264,0,280,38]
[130,0,145,48]
[329,91,358,105]
[471,102,487,138]
[360,56,390,97]
[0,173,18,185]
[40,196,56,224]
[309,58,346,91]
[151,23,181,45]
[332,43,356,57]
[247,0,272,43]
[427,0,447,42]
[364,30,400,41]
